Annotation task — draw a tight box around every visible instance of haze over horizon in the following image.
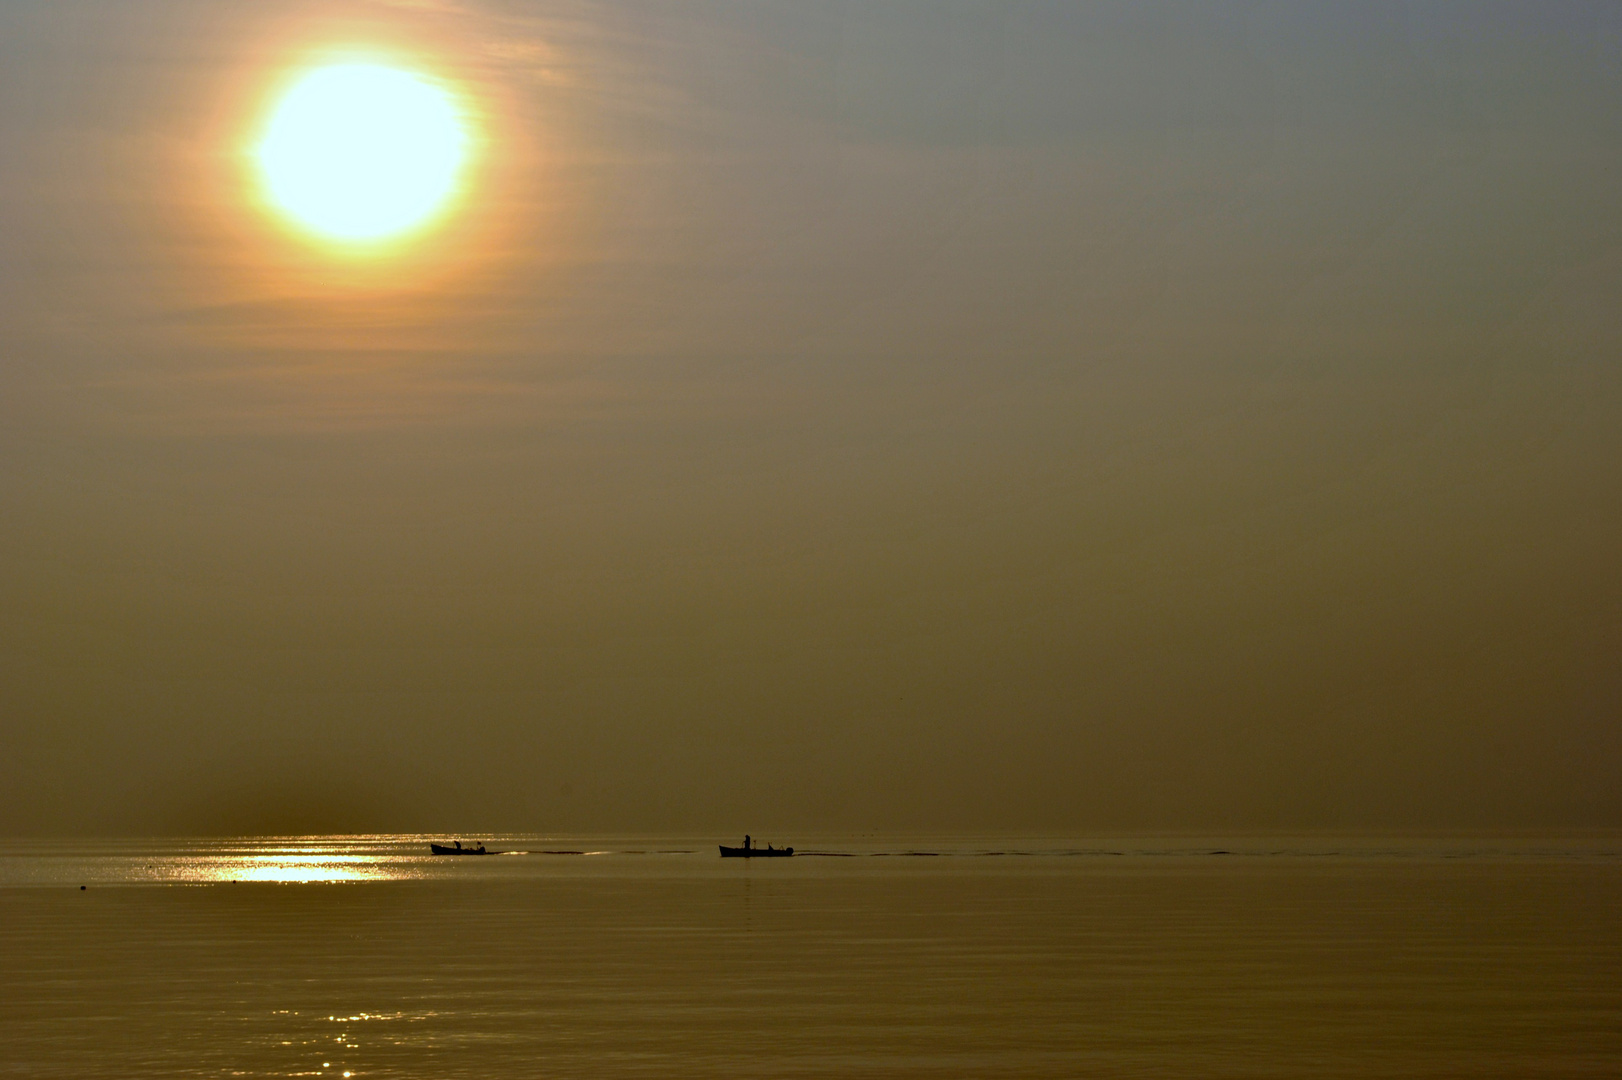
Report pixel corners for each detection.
[2,0,1619,836]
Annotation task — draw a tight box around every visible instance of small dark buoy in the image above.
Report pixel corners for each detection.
[80,885,86,891]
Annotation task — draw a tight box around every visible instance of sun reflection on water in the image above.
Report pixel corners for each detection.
[222,856,381,884]
[155,839,411,883]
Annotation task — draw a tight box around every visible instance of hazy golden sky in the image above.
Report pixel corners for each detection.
[2,1,1619,834]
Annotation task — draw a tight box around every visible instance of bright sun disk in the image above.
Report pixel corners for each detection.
[257,63,468,243]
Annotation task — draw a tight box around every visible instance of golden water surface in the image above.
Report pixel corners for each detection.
[2,837,1618,1078]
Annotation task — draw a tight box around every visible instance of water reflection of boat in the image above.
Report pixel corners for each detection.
[719,836,793,858]
[430,842,488,856]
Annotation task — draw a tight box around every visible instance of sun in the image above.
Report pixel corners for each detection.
[256,63,470,245]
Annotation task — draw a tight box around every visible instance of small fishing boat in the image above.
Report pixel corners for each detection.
[430,842,488,856]
[719,836,793,858]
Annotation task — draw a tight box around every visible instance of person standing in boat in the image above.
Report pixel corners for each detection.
[744,834,751,851]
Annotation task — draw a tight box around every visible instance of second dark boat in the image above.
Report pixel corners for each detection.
[719,836,793,857]
[430,842,488,856]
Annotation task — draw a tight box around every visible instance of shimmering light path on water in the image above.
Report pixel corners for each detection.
[2,837,1619,1078]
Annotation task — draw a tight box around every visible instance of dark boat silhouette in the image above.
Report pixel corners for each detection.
[430,842,488,856]
[719,835,793,858]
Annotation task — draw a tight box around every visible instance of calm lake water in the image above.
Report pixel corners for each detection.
[2,836,1619,1078]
